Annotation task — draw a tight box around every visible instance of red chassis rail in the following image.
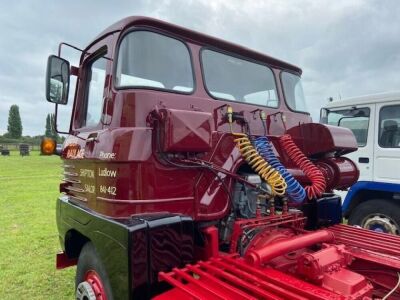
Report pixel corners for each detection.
[155,223,400,300]
[156,255,346,300]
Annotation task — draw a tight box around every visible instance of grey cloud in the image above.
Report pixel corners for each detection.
[0,0,399,134]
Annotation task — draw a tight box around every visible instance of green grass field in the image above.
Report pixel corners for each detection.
[0,151,74,299]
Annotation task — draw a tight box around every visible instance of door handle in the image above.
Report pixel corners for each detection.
[358,157,369,163]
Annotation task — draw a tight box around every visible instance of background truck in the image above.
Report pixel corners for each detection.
[44,16,400,299]
[321,92,400,234]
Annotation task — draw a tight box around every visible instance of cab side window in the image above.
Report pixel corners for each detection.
[84,55,107,127]
[379,105,400,148]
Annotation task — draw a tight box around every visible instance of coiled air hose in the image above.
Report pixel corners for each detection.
[255,136,306,203]
[234,133,287,196]
[279,134,326,199]
[226,107,287,197]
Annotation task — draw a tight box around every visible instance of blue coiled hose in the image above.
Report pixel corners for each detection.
[254,136,306,203]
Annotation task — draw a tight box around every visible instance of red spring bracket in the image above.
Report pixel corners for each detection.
[56,251,77,269]
[202,226,219,259]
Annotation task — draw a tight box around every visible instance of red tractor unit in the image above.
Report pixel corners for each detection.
[45,17,400,299]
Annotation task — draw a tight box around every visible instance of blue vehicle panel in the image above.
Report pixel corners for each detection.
[342,181,400,212]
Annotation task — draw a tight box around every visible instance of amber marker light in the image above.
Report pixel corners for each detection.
[41,138,56,155]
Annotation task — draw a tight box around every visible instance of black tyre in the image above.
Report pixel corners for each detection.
[348,199,400,235]
[76,242,113,300]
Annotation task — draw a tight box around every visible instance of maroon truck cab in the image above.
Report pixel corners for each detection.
[45,17,400,300]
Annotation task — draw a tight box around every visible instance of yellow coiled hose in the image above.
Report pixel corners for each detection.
[233,133,287,196]
[226,106,286,196]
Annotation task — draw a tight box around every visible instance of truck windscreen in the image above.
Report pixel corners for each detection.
[115,31,194,93]
[201,49,279,108]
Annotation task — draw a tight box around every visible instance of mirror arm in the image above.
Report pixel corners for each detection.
[58,42,84,57]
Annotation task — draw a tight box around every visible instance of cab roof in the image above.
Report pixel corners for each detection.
[90,16,302,74]
[323,91,400,109]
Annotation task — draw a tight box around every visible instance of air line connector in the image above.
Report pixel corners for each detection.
[227,105,234,132]
[227,105,233,124]
[259,110,266,121]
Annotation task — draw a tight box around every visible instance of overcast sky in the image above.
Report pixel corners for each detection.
[0,0,399,135]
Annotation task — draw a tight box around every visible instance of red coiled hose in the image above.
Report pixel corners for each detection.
[279,134,326,199]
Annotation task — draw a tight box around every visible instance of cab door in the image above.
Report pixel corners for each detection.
[344,105,374,181]
[63,34,115,205]
[374,101,400,183]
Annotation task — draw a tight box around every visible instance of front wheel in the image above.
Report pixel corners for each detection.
[348,199,400,235]
[76,242,113,300]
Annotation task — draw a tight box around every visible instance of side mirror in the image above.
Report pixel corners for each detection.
[46,55,70,105]
[320,108,328,124]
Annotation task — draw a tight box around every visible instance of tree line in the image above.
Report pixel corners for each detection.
[1,104,63,144]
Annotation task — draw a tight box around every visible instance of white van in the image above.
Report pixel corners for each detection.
[320,92,400,234]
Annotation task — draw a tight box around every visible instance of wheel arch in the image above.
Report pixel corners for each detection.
[343,181,400,218]
[65,229,90,259]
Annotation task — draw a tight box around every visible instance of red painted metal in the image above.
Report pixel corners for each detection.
[156,255,347,300]
[296,244,373,297]
[200,226,219,260]
[56,251,78,269]
[157,222,400,299]
[322,268,373,298]
[158,108,213,152]
[229,212,306,253]
[328,224,400,257]
[285,123,358,157]
[179,217,400,299]
[245,230,335,266]
[327,224,400,299]
[296,245,352,282]
[315,157,359,191]
[85,270,107,300]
